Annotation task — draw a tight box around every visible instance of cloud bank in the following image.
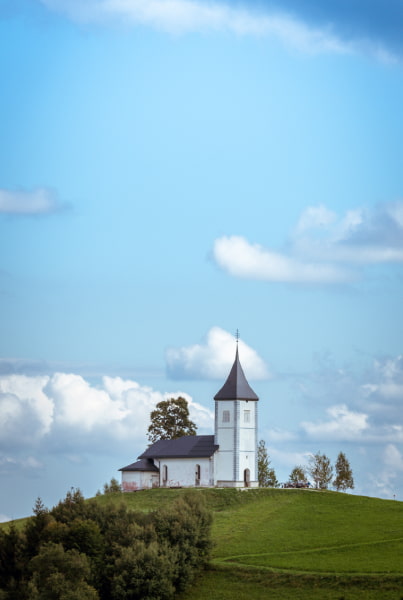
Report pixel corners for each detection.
[0,373,213,458]
[166,326,270,380]
[0,188,63,215]
[213,201,403,285]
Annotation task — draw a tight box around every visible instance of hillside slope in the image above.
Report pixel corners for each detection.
[96,487,403,599]
[3,487,402,599]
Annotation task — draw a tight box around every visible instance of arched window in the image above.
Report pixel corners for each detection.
[244,468,250,488]
[162,464,168,486]
[195,464,201,486]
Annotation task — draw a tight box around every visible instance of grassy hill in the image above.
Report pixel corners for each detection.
[3,487,402,599]
[95,487,403,599]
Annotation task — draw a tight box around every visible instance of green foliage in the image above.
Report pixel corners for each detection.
[154,493,212,592]
[257,440,279,487]
[110,541,175,600]
[28,542,99,600]
[103,478,121,494]
[333,451,354,491]
[0,522,25,590]
[289,465,307,484]
[308,452,333,489]
[0,488,212,600]
[147,397,197,443]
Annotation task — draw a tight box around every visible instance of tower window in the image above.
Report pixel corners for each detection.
[244,410,251,423]
[222,410,230,423]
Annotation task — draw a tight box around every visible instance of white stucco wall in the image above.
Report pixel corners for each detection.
[121,470,159,492]
[157,457,213,488]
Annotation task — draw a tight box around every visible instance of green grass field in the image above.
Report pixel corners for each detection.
[88,487,403,598]
[3,487,403,598]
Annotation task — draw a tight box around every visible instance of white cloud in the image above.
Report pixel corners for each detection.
[0,375,54,446]
[301,404,369,441]
[166,326,270,380]
[0,373,213,456]
[213,201,403,284]
[295,204,337,233]
[213,235,353,284]
[0,188,62,215]
[294,201,403,264]
[40,0,347,53]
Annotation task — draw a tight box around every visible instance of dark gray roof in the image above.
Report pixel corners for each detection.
[214,347,258,401]
[139,435,219,459]
[119,458,159,472]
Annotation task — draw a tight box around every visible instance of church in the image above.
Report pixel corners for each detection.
[119,345,260,490]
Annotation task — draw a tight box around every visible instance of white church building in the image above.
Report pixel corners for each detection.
[119,347,260,490]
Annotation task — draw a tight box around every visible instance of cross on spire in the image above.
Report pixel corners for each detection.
[235,329,240,345]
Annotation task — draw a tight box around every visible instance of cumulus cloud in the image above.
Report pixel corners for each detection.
[0,188,63,215]
[213,235,353,284]
[0,375,54,447]
[0,373,213,457]
[301,404,369,441]
[213,201,403,285]
[294,201,403,264]
[284,351,403,447]
[166,326,270,380]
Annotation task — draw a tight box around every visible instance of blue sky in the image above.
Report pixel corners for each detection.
[1,0,403,519]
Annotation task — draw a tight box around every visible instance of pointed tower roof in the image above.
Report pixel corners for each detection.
[214,347,259,401]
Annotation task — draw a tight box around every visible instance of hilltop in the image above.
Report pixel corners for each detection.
[2,487,402,599]
[96,487,403,600]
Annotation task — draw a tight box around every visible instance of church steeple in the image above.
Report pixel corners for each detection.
[213,337,259,488]
[214,346,258,401]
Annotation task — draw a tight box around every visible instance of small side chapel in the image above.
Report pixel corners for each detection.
[119,345,260,490]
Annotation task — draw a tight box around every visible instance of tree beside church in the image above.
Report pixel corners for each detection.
[147,397,197,443]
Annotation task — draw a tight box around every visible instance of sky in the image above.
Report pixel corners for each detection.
[1,0,403,520]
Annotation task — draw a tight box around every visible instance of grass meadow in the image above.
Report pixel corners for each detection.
[3,487,403,598]
[87,487,403,598]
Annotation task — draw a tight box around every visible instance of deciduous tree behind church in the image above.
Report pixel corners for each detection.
[147,397,197,443]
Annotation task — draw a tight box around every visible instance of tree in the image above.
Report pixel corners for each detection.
[103,478,121,494]
[308,452,333,489]
[258,440,279,487]
[28,542,99,600]
[147,397,197,443]
[333,451,354,491]
[289,465,307,485]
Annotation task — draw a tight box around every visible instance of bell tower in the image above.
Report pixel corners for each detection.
[214,339,259,487]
